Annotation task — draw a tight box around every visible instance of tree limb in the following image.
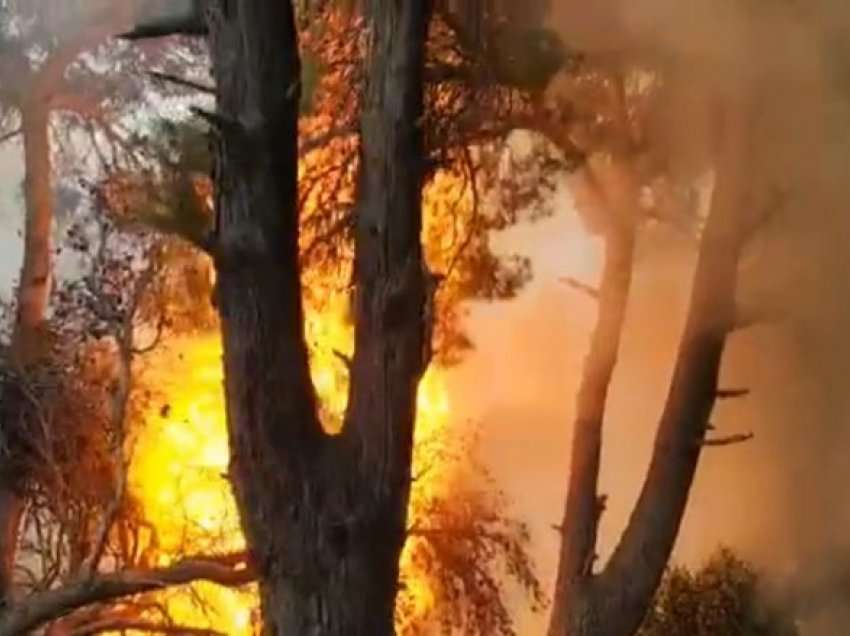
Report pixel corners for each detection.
[0,553,253,635]
[147,71,215,95]
[716,388,750,399]
[0,129,21,146]
[559,276,600,300]
[701,432,754,447]
[71,619,225,636]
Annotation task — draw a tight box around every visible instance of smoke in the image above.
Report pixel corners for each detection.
[447,2,850,634]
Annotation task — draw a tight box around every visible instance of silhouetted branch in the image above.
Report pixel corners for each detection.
[147,71,215,95]
[0,553,253,635]
[716,388,750,400]
[701,432,754,448]
[0,128,20,145]
[70,619,225,636]
[559,276,600,300]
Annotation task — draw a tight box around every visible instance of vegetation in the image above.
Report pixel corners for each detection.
[640,549,799,636]
[0,1,842,635]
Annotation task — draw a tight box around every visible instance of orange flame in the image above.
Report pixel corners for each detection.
[128,290,451,633]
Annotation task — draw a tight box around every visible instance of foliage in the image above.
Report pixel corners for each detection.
[402,465,546,635]
[0,2,595,633]
[98,7,575,367]
[638,548,800,636]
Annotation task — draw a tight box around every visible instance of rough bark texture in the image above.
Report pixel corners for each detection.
[207,1,431,634]
[548,97,754,636]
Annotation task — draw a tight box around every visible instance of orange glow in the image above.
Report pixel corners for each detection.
[128,287,453,632]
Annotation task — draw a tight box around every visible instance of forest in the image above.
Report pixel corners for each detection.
[0,0,849,635]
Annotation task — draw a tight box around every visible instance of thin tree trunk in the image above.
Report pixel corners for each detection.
[548,96,754,636]
[206,1,431,634]
[14,104,53,364]
[0,1,134,611]
[548,225,635,635]
[0,101,54,606]
[0,490,22,607]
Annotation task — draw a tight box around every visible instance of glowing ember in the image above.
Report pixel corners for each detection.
[128,292,452,633]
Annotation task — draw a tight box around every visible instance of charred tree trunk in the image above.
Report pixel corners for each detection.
[206,1,431,634]
[548,97,754,636]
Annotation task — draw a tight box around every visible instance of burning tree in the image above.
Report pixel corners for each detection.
[0,0,575,633]
[150,0,575,633]
[0,0,213,604]
[0,217,256,635]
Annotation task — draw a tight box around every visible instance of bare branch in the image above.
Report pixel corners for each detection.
[701,432,754,448]
[332,349,352,371]
[71,619,226,636]
[716,388,750,400]
[443,144,480,283]
[559,276,600,300]
[0,553,253,636]
[189,107,239,137]
[147,71,215,95]
[0,128,21,145]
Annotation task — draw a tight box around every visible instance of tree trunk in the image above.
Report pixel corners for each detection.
[14,103,53,364]
[548,96,754,636]
[206,1,431,634]
[0,489,22,607]
[548,224,635,635]
[0,99,54,606]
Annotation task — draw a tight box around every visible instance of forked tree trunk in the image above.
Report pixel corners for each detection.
[548,96,755,636]
[206,1,431,634]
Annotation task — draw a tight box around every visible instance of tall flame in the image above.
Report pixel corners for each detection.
[128,291,452,633]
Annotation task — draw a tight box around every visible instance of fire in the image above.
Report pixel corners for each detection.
[128,290,452,633]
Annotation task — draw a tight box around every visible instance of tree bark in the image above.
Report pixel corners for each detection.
[548,224,635,635]
[0,0,140,611]
[206,1,431,634]
[548,96,754,636]
[13,103,53,364]
[0,99,54,608]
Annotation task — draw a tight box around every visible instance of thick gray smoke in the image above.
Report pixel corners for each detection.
[448,2,850,634]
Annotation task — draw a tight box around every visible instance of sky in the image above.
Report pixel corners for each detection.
[0,142,24,297]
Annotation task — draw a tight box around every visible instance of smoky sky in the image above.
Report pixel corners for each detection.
[448,2,850,634]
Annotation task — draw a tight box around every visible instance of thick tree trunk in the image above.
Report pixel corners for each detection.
[206,1,431,634]
[548,97,754,636]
